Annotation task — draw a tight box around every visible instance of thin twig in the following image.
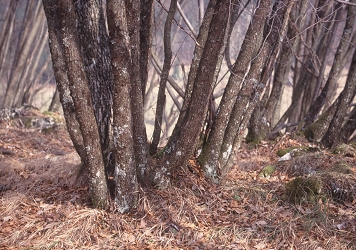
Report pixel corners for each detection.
[156,0,202,47]
[336,0,356,6]
[151,52,185,98]
[177,2,197,37]
[268,122,299,138]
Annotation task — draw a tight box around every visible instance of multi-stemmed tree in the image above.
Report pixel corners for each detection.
[42,0,356,212]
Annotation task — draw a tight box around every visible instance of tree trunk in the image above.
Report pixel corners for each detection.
[222,0,294,176]
[48,86,61,112]
[160,0,232,186]
[321,48,356,147]
[150,0,178,155]
[303,4,355,128]
[43,0,87,165]
[2,0,45,108]
[219,0,292,176]
[42,0,356,214]
[125,1,152,186]
[44,0,108,209]
[299,0,334,118]
[18,27,48,107]
[304,98,339,142]
[339,106,356,143]
[171,0,217,138]
[198,0,273,182]
[107,0,138,213]
[74,0,114,179]
[247,1,294,144]
[0,0,19,91]
[140,0,154,100]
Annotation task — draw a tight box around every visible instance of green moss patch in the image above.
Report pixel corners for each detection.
[328,161,353,174]
[257,165,276,178]
[277,146,319,157]
[285,177,321,204]
[332,144,356,157]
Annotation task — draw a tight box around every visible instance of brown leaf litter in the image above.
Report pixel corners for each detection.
[0,116,355,249]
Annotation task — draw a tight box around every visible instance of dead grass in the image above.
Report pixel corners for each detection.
[0,120,355,249]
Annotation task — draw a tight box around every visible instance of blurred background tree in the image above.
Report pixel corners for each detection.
[0,0,59,111]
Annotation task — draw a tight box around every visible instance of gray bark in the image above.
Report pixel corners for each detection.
[124,1,152,187]
[140,0,155,99]
[74,0,114,177]
[303,4,355,128]
[107,0,138,213]
[43,0,87,166]
[2,0,44,108]
[199,0,273,182]
[322,41,356,147]
[170,0,217,138]
[161,0,232,186]
[44,0,108,209]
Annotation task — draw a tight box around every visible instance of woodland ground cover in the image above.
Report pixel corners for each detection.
[0,111,355,249]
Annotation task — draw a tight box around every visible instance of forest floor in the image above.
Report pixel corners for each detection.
[0,109,355,250]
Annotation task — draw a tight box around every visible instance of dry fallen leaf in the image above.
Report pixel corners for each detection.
[3,216,13,222]
[139,218,147,228]
[255,220,268,226]
[254,242,266,249]
[1,120,355,250]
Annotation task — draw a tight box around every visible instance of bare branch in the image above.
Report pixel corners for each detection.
[198,0,204,25]
[225,0,251,70]
[267,122,299,138]
[177,2,197,37]
[336,0,356,6]
[167,84,182,110]
[151,52,185,98]
[150,0,178,155]
[156,0,202,47]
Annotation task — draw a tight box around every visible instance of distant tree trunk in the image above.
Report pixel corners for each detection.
[298,1,334,120]
[321,48,356,147]
[15,17,48,107]
[339,106,356,143]
[2,0,45,108]
[219,0,291,175]
[48,87,61,112]
[272,0,313,131]
[269,1,309,131]
[247,2,294,143]
[303,4,355,128]
[22,53,51,106]
[0,0,19,101]
[0,2,18,55]
[303,96,340,142]
[267,3,301,129]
